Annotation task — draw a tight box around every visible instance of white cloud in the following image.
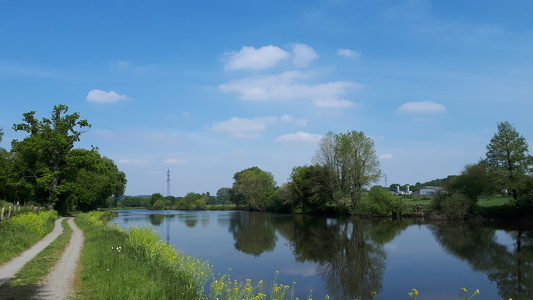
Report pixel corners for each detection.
[114,61,129,68]
[398,101,446,114]
[379,153,394,160]
[224,45,290,70]
[118,159,148,166]
[210,116,277,138]
[291,43,318,68]
[219,71,359,107]
[210,115,305,138]
[337,49,361,58]
[276,132,323,142]
[86,89,129,104]
[163,158,186,165]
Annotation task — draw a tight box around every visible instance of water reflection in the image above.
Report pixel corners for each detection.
[228,213,410,300]
[430,222,533,299]
[111,210,533,299]
[229,211,277,256]
[148,214,165,226]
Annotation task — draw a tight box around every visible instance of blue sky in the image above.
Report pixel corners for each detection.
[1,0,532,196]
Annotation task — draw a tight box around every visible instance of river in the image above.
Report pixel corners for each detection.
[111,209,533,300]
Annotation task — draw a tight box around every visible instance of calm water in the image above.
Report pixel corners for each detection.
[111,210,533,300]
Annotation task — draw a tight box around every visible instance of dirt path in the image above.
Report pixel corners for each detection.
[33,218,84,300]
[0,217,66,286]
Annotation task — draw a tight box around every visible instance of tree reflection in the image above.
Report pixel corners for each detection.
[430,222,533,299]
[228,211,277,256]
[148,214,164,226]
[276,216,409,300]
[177,214,199,228]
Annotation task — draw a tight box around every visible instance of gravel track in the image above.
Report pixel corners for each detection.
[0,217,85,299]
[33,218,84,300]
[0,217,66,286]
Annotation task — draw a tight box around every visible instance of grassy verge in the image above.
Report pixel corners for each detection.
[0,218,72,299]
[73,211,317,300]
[0,210,58,265]
[74,211,210,300]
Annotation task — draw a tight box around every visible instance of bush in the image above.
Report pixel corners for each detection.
[438,193,471,219]
[358,186,403,216]
[152,199,166,210]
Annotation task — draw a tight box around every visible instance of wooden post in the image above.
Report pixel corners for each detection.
[8,206,12,219]
[1,207,4,220]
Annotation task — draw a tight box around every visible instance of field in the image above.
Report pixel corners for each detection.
[399,195,513,207]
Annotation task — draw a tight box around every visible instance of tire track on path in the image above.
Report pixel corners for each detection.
[0,217,65,286]
[33,218,84,300]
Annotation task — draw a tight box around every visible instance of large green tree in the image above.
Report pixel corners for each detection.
[446,163,493,203]
[0,128,9,200]
[230,166,277,211]
[216,187,232,205]
[282,164,334,213]
[314,131,382,214]
[61,148,126,212]
[484,121,531,200]
[11,105,91,208]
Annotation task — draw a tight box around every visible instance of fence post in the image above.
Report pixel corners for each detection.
[8,206,12,219]
[1,207,4,220]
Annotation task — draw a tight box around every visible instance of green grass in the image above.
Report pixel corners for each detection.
[74,211,210,300]
[0,210,58,265]
[476,196,512,207]
[0,218,72,299]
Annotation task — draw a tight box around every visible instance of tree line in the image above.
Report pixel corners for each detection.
[124,130,385,215]
[206,122,533,218]
[430,121,533,218]
[0,105,126,213]
[224,130,386,215]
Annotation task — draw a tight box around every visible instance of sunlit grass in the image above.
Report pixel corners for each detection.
[0,210,58,264]
[0,218,72,299]
[74,211,209,299]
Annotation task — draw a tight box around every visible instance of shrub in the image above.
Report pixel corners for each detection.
[358,186,402,216]
[440,193,471,219]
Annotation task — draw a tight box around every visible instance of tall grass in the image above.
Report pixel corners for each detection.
[75,211,210,300]
[0,218,72,299]
[0,210,58,264]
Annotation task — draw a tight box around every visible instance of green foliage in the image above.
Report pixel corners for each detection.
[313,131,381,214]
[230,166,277,211]
[280,165,334,213]
[75,211,210,299]
[173,192,208,210]
[358,186,402,216]
[152,199,166,210]
[2,105,126,213]
[62,148,126,212]
[484,121,532,200]
[445,163,492,203]
[11,105,91,208]
[215,187,232,205]
[146,193,164,209]
[122,196,145,207]
[431,192,472,219]
[0,210,58,265]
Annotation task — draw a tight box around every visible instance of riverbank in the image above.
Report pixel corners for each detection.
[74,211,305,300]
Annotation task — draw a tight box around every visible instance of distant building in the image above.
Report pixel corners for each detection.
[412,187,439,196]
[391,184,412,195]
